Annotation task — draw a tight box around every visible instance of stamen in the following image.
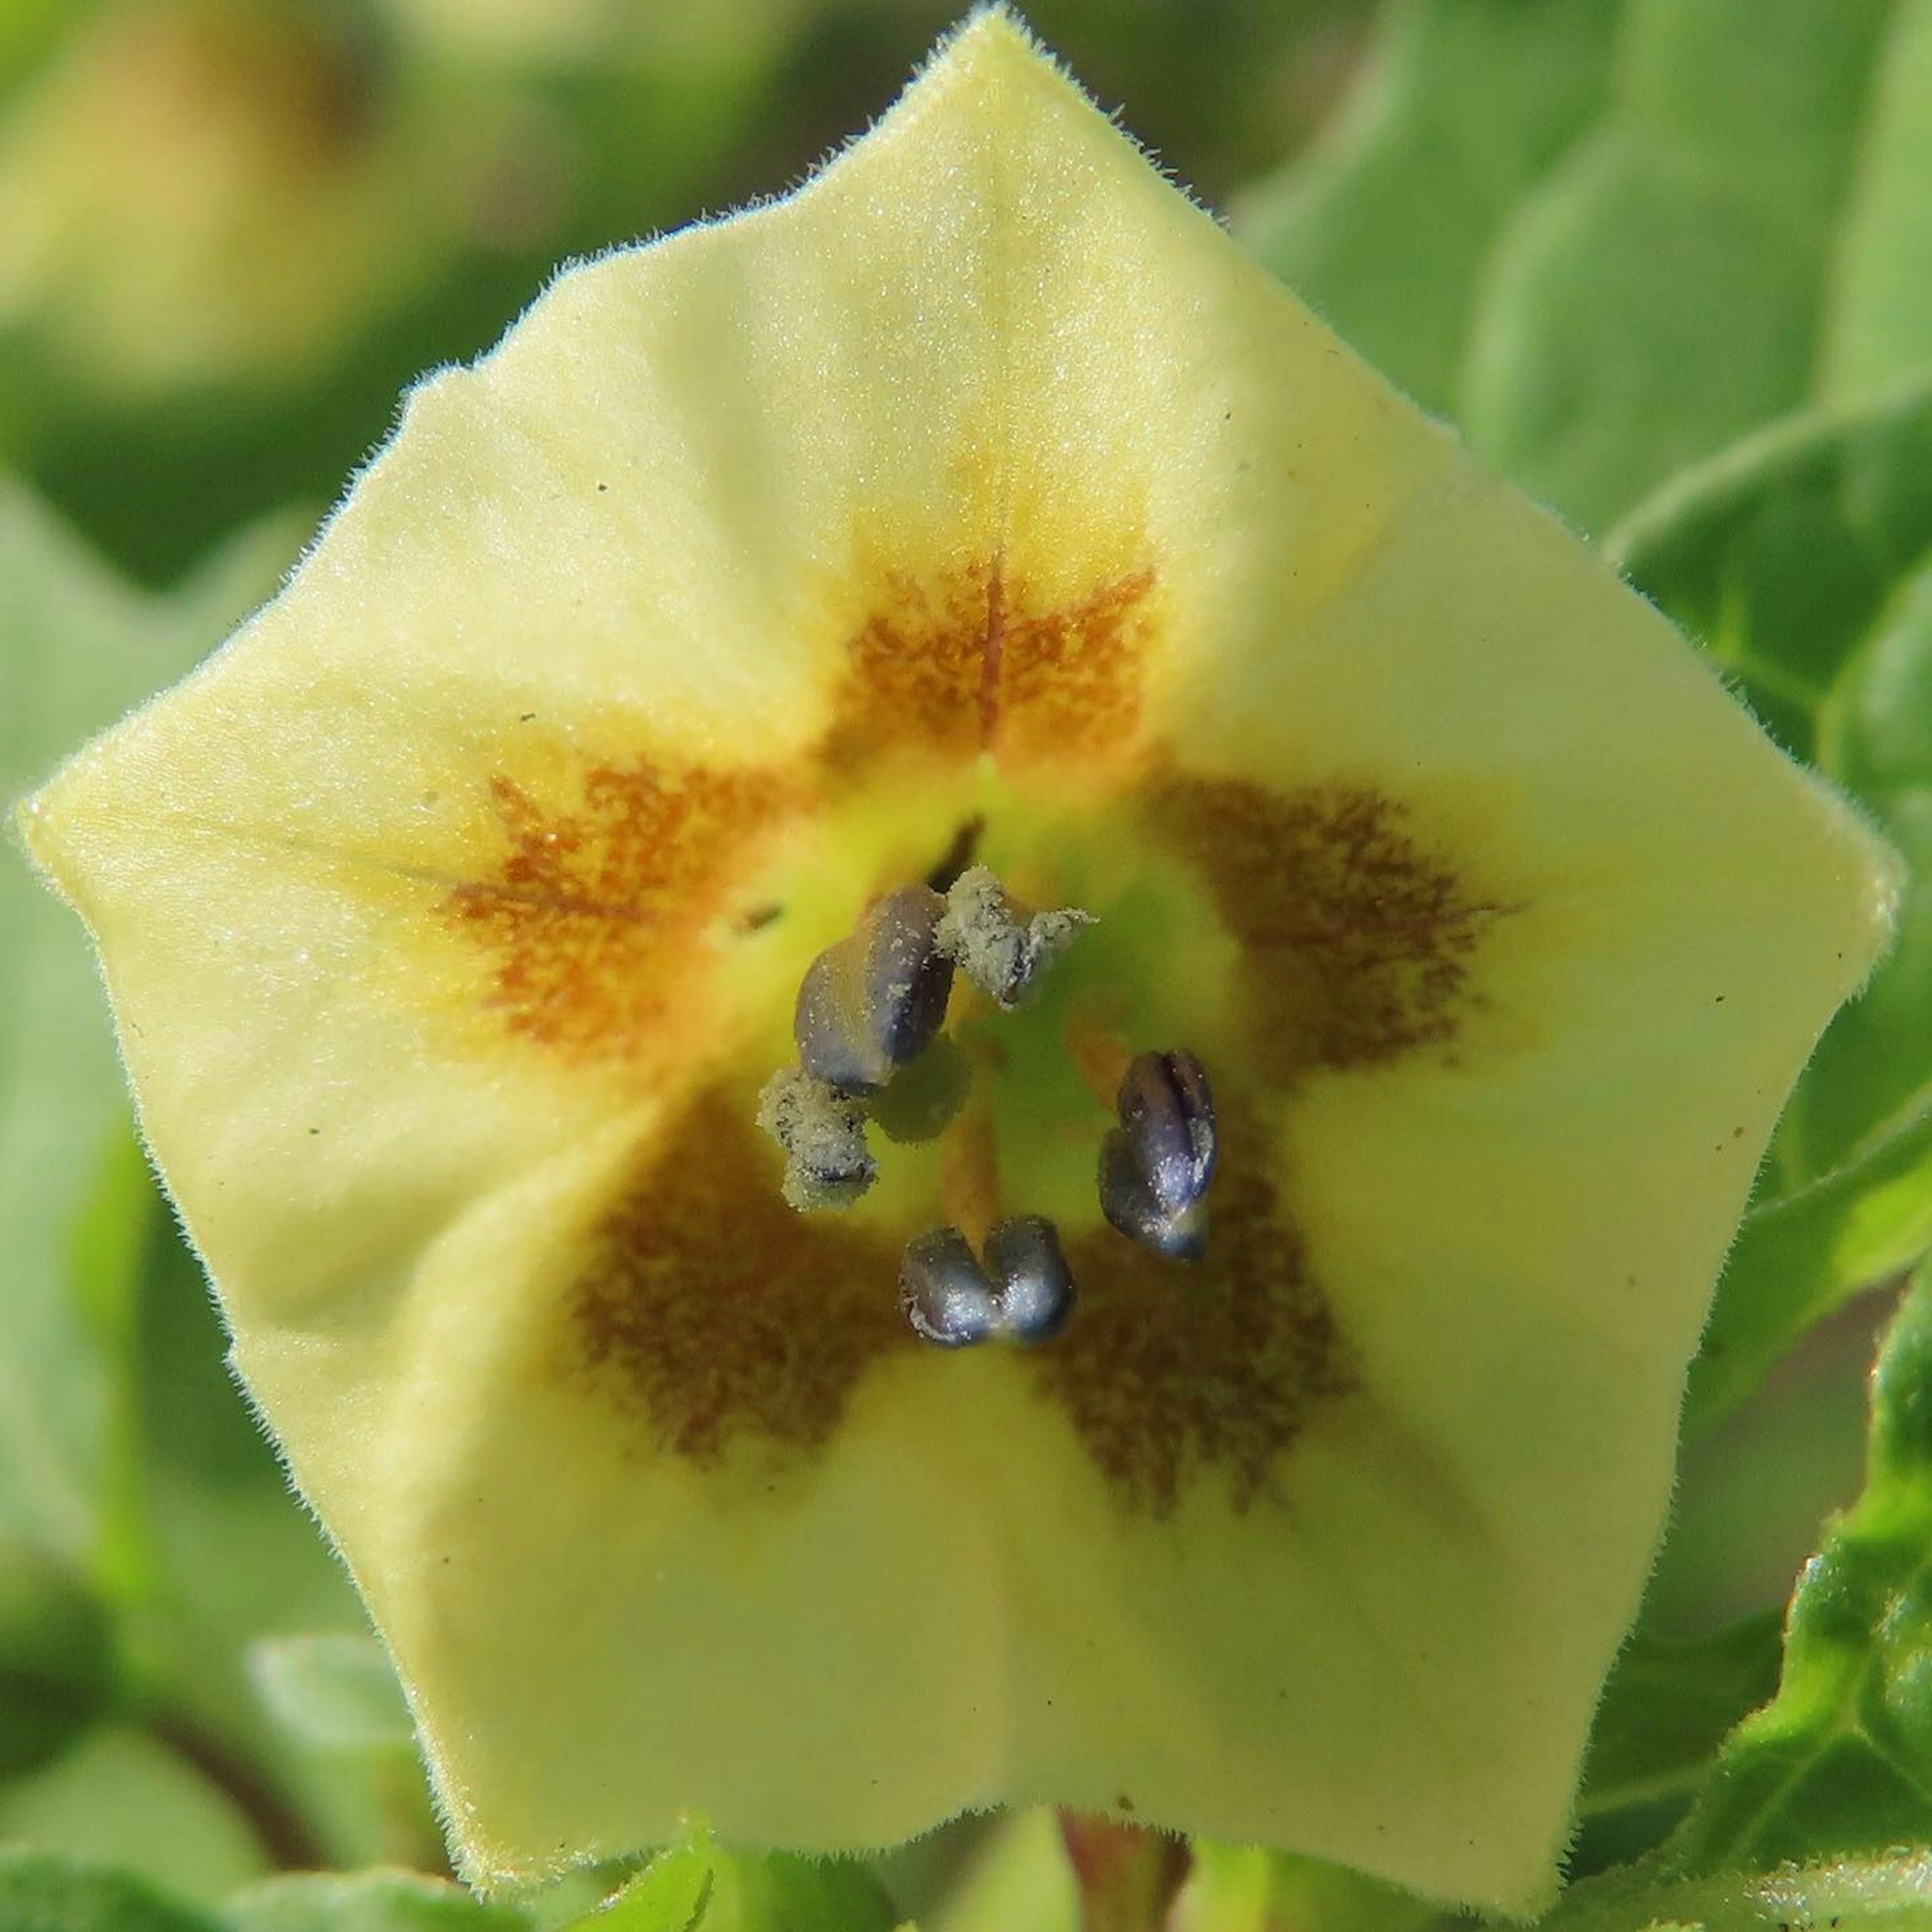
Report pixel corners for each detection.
[923,814,986,892]
[1098,1049,1217,1262]
[982,1215,1077,1343]
[899,1227,999,1347]
[755,1067,876,1212]
[764,860,1098,1333]
[935,864,1092,1009]
[1119,1049,1216,1213]
[794,883,954,1092]
[899,1216,1079,1347]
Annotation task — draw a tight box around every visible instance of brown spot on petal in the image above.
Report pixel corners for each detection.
[1149,775,1514,1085]
[823,556,1156,777]
[572,1089,904,1460]
[446,760,797,1066]
[1040,1099,1353,1513]
[1036,776,1510,1508]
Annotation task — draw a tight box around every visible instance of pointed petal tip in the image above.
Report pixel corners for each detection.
[1810,770,1910,986]
[1861,833,1910,985]
[12,781,58,877]
[941,3,1044,58]
[917,4,1076,102]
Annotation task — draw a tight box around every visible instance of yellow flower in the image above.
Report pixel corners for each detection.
[18,11,1899,1914]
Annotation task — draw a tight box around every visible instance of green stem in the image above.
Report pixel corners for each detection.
[146,1706,328,1874]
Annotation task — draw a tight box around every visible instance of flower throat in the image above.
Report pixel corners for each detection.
[756,826,1220,1348]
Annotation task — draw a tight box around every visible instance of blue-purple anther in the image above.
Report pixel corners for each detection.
[794,882,954,1093]
[1098,1048,1218,1261]
[898,1216,1076,1347]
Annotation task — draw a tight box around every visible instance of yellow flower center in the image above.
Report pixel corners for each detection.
[436,553,1514,1510]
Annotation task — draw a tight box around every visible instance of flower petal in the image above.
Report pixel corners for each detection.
[19,11,1899,1917]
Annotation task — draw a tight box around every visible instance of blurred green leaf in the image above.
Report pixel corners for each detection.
[1577,1614,1785,1821]
[1165,1846,1269,1932]
[1822,0,1932,400]
[1170,1845,1436,1932]
[1530,1847,1932,1930]
[1611,381,1932,1427]
[0,1847,221,1932]
[0,1728,268,1911]
[70,1173,442,1883]
[0,486,419,1882]
[909,1812,1077,1932]
[66,1129,160,1603]
[0,481,293,1559]
[565,1838,893,1932]
[0,0,794,584]
[0,1536,116,1781]
[221,1869,532,1931]
[1236,0,1618,420]
[1664,1272,1932,1872]
[697,1850,898,1932]
[245,1634,411,1752]
[1245,0,1932,532]
[122,1203,416,1873]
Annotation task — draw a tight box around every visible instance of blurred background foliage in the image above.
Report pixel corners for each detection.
[3,3,1930,1928]
[0,0,1370,583]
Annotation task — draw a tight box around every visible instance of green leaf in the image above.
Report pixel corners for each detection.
[566,1840,895,1932]
[1531,1848,1932,1930]
[69,1170,436,1884]
[568,1844,712,1932]
[1244,0,1932,532]
[0,1848,221,1932]
[221,1870,533,1932]
[1236,0,1620,421]
[1611,381,1932,1427]
[1576,1613,1785,1819]
[0,481,294,1558]
[245,1635,412,1752]
[0,1724,272,1906]
[1664,1271,1932,1873]
[0,1535,117,1780]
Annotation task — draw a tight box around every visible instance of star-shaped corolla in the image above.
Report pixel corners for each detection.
[17,12,1899,1915]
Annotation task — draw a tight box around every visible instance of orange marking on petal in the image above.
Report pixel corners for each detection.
[822,556,1157,779]
[822,562,992,772]
[445,759,799,1067]
[991,564,1156,768]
